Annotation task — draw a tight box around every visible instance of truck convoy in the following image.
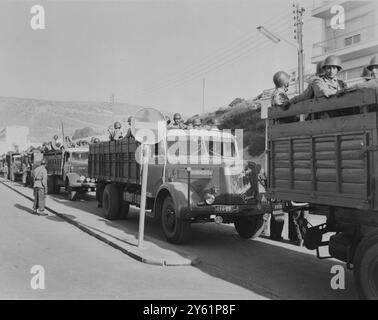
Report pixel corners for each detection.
[267,85,378,299]
[44,147,96,200]
[89,128,271,243]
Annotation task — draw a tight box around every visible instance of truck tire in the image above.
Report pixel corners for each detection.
[161,195,190,244]
[234,215,265,239]
[353,230,378,300]
[102,184,120,220]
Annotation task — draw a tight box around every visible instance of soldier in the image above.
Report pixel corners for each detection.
[165,115,171,126]
[51,135,63,150]
[32,160,48,215]
[192,118,202,129]
[109,121,124,141]
[125,116,134,138]
[211,118,221,130]
[367,55,378,79]
[271,71,290,109]
[284,55,347,111]
[361,66,372,82]
[168,113,187,129]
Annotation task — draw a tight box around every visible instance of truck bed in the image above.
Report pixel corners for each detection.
[88,138,140,184]
[268,86,378,211]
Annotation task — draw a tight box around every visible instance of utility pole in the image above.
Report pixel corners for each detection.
[202,78,205,114]
[293,3,305,94]
[110,93,115,122]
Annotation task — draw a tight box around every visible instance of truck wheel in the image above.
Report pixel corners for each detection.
[161,195,190,244]
[234,215,265,239]
[354,230,378,300]
[102,184,120,220]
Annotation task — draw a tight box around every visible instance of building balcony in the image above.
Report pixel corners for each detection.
[311,24,378,63]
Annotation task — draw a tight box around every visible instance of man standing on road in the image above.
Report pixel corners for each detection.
[32,160,48,216]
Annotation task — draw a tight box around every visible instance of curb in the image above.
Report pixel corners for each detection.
[1,180,194,267]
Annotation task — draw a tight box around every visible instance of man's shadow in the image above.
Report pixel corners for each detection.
[14,204,35,215]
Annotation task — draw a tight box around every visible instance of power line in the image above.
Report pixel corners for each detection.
[134,12,294,96]
[139,28,297,97]
[136,22,295,97]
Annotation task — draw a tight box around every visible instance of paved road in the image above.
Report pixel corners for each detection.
[0,182,261,299]
[0,182,358,299]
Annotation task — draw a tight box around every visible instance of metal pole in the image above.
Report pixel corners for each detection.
[202,78,205,114]
[138,144,150,248]
[296,3,305,121]
[265,118,268,173]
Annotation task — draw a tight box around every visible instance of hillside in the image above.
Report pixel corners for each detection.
[189,98,265,160]
[0,97,142,143]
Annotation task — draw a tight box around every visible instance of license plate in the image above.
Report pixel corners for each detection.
[273,204,283,212]
[214,205,239,213]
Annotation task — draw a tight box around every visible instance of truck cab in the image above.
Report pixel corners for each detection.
[91,128,271,243]
[44,147,96,200]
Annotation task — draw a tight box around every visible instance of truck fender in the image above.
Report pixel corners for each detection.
[153,182,202,220]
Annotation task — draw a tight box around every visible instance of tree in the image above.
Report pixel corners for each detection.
[72,127,95,140]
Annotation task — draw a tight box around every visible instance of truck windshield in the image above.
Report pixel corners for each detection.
[166,133,238,164]
[71,152,88,161]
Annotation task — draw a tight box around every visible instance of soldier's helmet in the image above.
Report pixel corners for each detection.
[127,116,133,124]
[173,113,182,121]
[316,60,325,76]
[114,121,122,129]
[361,66,372,79]
[53,135,59,140]
[367,55,378,71]
[193,118,202,127]
[273,71,290,88]
[323,55,342,71]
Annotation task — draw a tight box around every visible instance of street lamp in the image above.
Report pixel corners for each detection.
[257,24,306,175]
[257,25,304,94]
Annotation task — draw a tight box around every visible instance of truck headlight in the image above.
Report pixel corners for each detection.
[80,176,85,182]
[204,193,215,205]
[90,178,96,183]
[86,177,91,182]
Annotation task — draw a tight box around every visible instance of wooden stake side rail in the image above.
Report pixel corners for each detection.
[268,91,378,212]
[89,138,140,185]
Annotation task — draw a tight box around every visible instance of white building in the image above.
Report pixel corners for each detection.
[311,0,378,85]
[0,126,30,154]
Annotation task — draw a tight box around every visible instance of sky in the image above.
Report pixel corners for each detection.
[0,0,322,116]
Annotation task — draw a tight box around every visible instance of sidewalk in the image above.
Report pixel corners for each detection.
[0,179,194,266]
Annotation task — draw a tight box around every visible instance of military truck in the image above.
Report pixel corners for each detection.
[44,147,96,200]
[89,128,271,244]
[267,85,378,299]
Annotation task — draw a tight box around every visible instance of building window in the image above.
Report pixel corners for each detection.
[344,34,361,46]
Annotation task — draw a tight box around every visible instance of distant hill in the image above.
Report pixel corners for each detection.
[0,97,142,143]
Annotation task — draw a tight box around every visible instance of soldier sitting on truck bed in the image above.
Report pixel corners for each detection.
[271,71,298,123]
[282,55,347,114]
[168,113,187,129]
[108,121,124,141]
